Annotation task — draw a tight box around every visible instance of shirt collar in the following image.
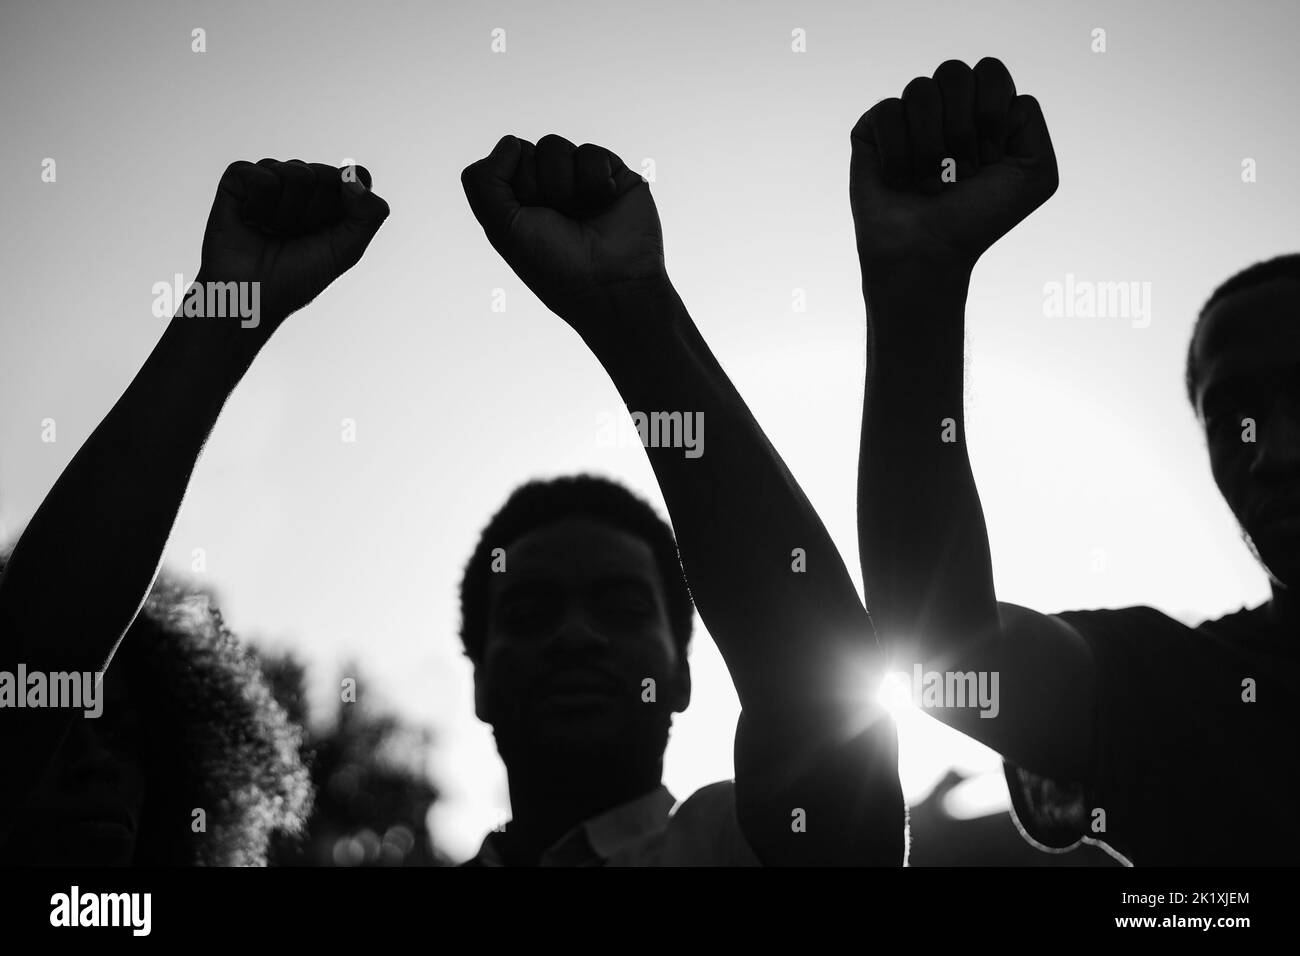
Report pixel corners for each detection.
[562,784,676,862]
[470,785,677,866]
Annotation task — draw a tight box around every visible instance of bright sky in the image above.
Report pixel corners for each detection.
[1,0,1293,860]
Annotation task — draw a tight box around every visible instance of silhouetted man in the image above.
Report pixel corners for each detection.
[851,57,1297,864]
[462,135,904,865]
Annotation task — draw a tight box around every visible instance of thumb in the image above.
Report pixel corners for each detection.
[1006,94,1056,173]
[462,135,523,238]
[850,99,904,199]
[849,127,889,202]
[330,166,390,268]
[604,148,647,198]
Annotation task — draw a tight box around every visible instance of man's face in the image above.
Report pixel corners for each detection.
[474,517,689,759]
[1195,277,1300,587]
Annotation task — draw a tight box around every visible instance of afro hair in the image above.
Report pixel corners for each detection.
[0,550,313,866]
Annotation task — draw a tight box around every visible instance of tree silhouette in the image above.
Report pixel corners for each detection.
[262,653,449,866]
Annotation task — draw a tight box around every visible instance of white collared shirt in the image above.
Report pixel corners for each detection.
[466,781,761,866]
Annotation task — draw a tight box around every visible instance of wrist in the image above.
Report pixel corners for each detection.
[191,268,290,331]
[161,276,268,392]
[859,254,973,298]
[569,277,691,355]
[860,256,971,348]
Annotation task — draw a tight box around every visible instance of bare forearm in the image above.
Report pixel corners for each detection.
[582,281,876,706]
[0,309,261,672]
[858,265,1000,658]
[859,267,1096,776]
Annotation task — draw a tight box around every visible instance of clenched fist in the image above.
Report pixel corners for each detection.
[461,135,667,327]
[199,159,390,330]
[850,58,1058,272]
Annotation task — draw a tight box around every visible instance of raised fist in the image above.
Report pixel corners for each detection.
[199,159,390,329]
[461,135,666,326]
[850,58,1058,272]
